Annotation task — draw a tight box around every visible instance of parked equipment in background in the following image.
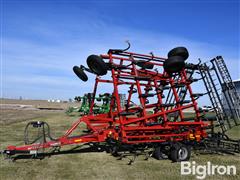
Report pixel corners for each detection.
[66,93,112,115]
[66,93,126,116]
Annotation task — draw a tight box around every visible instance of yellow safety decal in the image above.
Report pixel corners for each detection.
[74,139,82,143]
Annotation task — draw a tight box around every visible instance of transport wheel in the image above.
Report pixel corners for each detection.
[163,56,185,73]
[73,66,88,81]
[153,146,168,160]
[169,143,191,162]
[167,47,189,60]
[87,55,108,76]
[135,60,154,69]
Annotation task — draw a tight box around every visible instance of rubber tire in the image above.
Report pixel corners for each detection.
[179,145,191,161]
[169,143,179,161]
[153,146,168,160]
[169,143,191,162]
[73,66,88,81]
[163,56,185,74]
[135,60,154,69]
[87,55,108,76]
[168,47,189,60]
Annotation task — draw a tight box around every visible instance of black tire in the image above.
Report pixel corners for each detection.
[87,55,108,76]
[163,56,185,73]
[169,143,191,162]
[135,60,154,69]
[168,47,189,60]
[169,143,179,161]
[153,146,168,160]
[179,145,191,161]
[73,66,88,81]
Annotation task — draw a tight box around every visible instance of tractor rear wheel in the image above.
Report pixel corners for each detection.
[168,47,189,60]
[73,66,88,81]
[87,55,108,76]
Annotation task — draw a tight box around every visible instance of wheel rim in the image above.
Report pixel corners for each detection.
[178,147,188,160]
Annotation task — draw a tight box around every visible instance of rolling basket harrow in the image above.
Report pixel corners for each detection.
[2,43,239,163]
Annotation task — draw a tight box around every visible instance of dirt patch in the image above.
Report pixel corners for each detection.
[0,104,37,110]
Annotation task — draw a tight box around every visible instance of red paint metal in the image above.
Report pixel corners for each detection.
[6,50,209,153]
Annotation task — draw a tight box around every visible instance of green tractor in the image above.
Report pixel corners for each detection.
[93,93,111,114]
[66,93,112,116]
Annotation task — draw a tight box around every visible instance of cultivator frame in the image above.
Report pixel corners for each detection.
[4,43,239,162]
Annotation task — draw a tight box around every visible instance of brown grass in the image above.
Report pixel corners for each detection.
[0,99,239,180]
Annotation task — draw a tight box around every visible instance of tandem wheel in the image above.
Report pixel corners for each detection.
[169,143,191,162]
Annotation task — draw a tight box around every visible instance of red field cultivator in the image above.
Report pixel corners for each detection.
[3,43,238,163]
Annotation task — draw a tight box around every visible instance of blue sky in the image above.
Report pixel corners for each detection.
[1,0,239,105]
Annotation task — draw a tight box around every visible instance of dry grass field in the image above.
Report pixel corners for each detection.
[0,99,239,180]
